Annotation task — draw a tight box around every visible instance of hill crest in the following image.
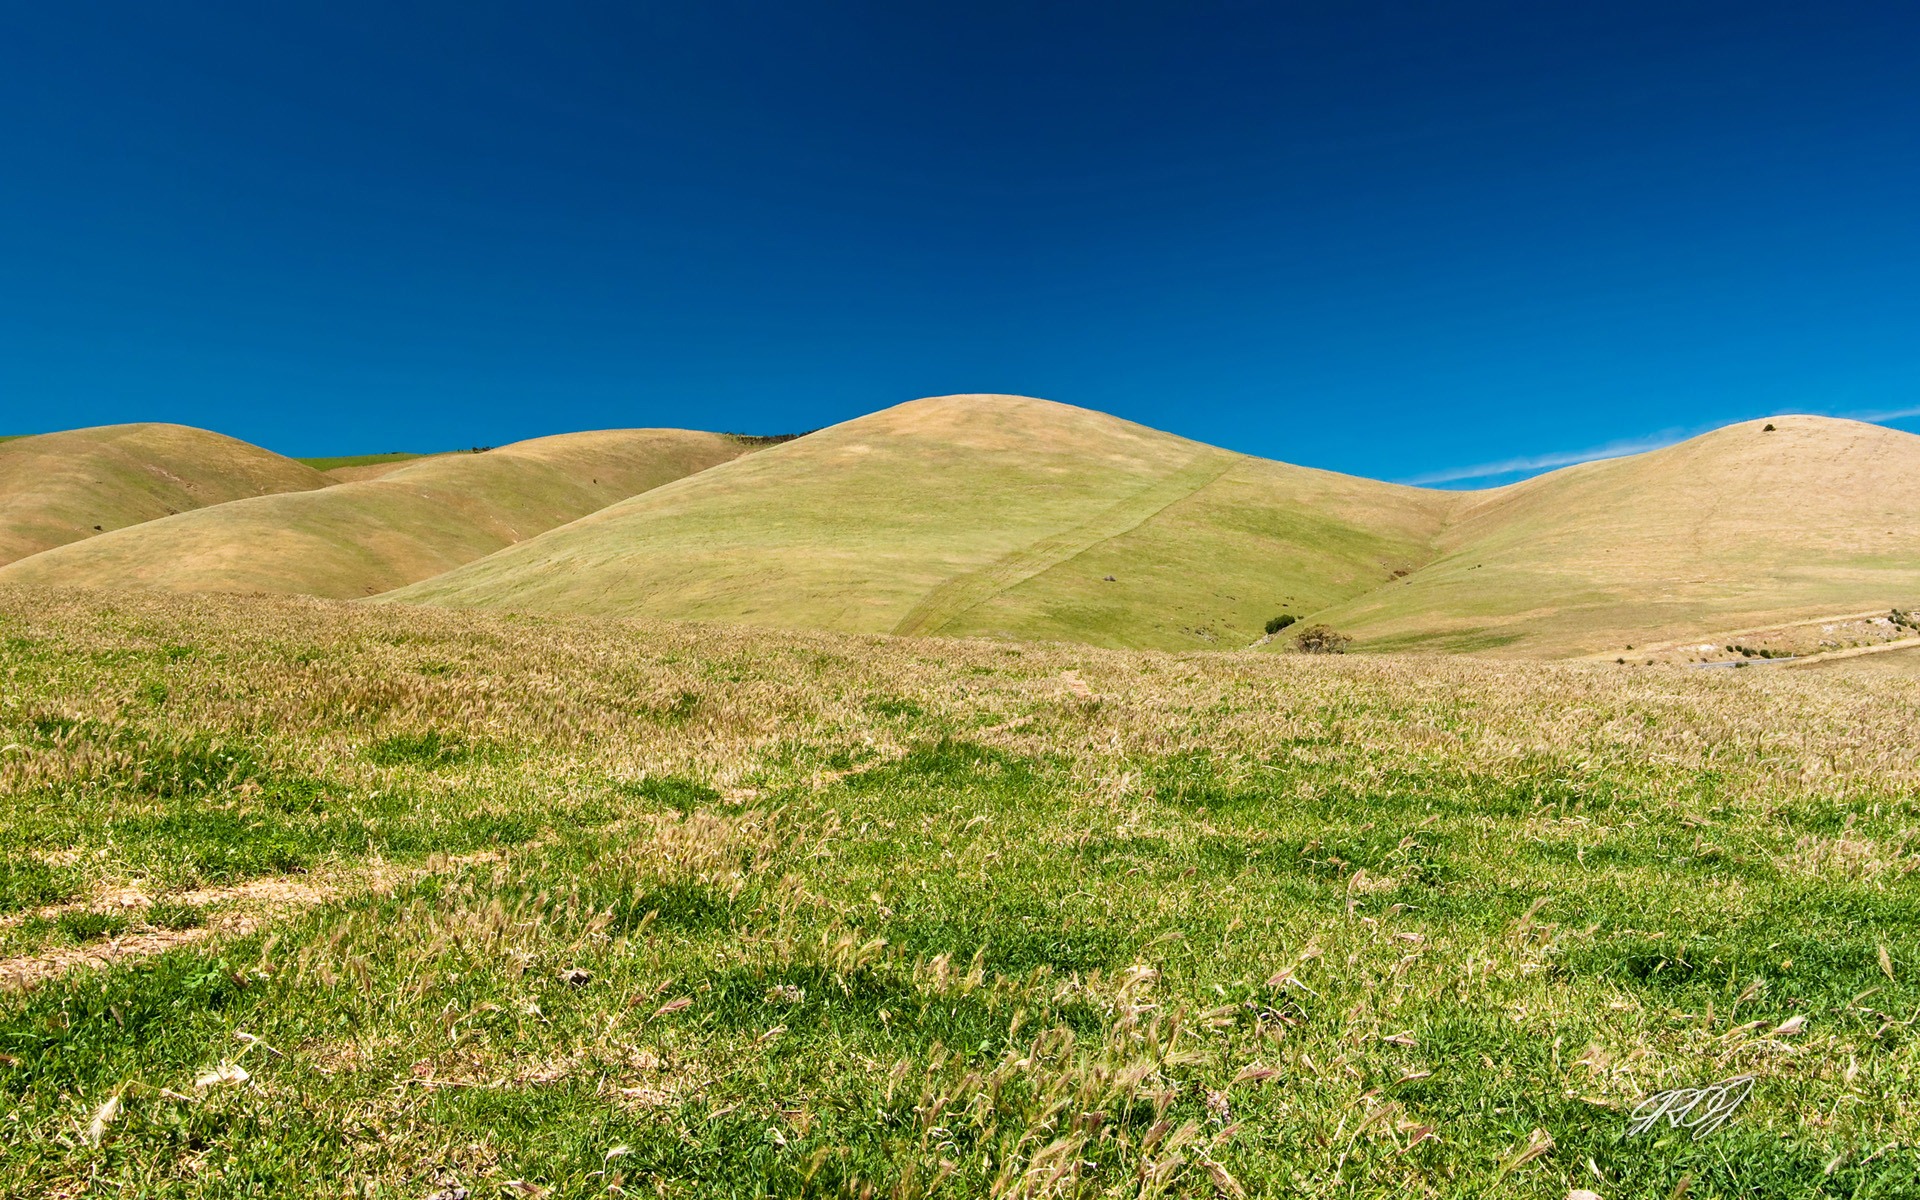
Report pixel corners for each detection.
[0,423,328,567]
[383,394,1461,647]
[0,428,747,598]
[6,403,1914,659]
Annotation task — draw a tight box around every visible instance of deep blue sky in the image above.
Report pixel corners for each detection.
[3,2,1917,485]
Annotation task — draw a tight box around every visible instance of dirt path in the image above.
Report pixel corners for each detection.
[1570,608,1911,664]
[1781,636,1920,669]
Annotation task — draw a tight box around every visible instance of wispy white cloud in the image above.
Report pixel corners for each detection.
[1397,431,1688,487]
[1401,402,1920,489]
[1837,402,1920,424]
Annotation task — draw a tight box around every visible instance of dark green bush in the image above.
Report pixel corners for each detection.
[1264,614,1297,635]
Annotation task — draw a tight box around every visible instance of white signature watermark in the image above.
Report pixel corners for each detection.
[1627,1075,1755,1140]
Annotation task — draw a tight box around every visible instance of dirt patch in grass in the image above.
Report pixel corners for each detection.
[0,851,506,990]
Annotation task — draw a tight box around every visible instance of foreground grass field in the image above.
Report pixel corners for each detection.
[1,587,1914,1198]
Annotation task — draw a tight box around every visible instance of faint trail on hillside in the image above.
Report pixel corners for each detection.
[892,450,1238,637]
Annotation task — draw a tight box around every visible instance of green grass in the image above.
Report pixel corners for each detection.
[0,588,1915,1197]
[55,908,129,942]
[295,451,428,471]
[146,899,206,930]
[388,395,1458,651]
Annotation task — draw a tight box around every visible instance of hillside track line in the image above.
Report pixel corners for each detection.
[891,449,1239,636]
[1782,635,1920,668]
[1567,608,1913,663]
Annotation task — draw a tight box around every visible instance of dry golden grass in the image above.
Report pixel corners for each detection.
[0,424,327,568]
[0,430,747,598]
[11,406,1916,667]
[385,404,1920,660]
[1315,416,1920,656]
[319,455,446,482]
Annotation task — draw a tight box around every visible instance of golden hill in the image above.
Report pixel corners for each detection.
[1309,415,1920,656]
[0,430,747,599]
[10,403,1914,659]
[383,394,1458,648]
[0,424,328,568]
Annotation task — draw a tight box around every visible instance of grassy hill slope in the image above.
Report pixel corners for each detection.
[0,430,747,598]
[386,394,1457,648]
[938,452,1466,648]
[322,454,465,483]
[0,424,328,568]
[14,407,1912,659]
[294,451,437,480]
[1308,416,1920,656]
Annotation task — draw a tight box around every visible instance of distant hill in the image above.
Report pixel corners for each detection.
[1309,415,1920,656]
[8,402,1915,658]
[0,424,327,568]
[295,451,433,479]
[383,394,1458,648]
[0,429,747,599]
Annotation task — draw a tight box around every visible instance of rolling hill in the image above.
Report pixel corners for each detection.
[7,402,1914,658]
[0,424,328,568]
[1308,415,1920,656]
[0,430,748,599]
[383,394,1461,648]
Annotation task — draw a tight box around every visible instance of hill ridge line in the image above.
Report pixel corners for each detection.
[890,449,1240,637]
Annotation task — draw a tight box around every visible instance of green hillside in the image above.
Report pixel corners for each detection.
[0,423,329,568]
[937,451,1466,648]
[11,405,1916,659]
[0,430,748,598]
[1306,415,1920,657]
[385,395,1457,648]
[296,451,427,473]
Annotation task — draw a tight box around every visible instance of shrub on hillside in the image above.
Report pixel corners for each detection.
[1293,624,1351,654]
[1264,614,1297,636]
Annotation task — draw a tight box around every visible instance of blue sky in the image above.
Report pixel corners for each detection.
[2,1,1916,486]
